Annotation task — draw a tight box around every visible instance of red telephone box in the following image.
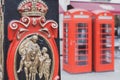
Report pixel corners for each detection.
[63,9,92,73]
[93,10,115,72]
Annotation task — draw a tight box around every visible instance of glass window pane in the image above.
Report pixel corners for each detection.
[77,23,87,27]
[78,56,87,60]
[78,45,88,49]
[77,61,87,66]
[78,28,88,33]
[77,34,87,38]
[63,23,69,64]
[101,50,111,64]
[78,50,87,54]
[75,23,88,66]
[77,39,88,44]
[101,60,111,64]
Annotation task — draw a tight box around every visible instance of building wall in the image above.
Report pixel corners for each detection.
[59,0,70,11]
[71,0,91,1]
[111,0,120,3]
[70,0,120,3]
[59,13,64,55]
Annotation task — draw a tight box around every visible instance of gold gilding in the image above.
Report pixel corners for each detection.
[17,35,51,80]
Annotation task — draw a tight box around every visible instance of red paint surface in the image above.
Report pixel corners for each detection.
[7,17,59,80]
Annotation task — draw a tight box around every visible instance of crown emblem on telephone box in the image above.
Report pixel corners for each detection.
[7,0,59,80]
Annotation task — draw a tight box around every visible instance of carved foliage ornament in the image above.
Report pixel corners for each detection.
[8,0,58,40]
[18,0,48,17]
[7,0,59,80]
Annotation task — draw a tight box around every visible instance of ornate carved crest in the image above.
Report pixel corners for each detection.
[8,0,58,40]
[18,0,48,17]
[7,0,59,80]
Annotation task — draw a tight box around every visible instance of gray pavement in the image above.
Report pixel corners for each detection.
[61,57,120,80]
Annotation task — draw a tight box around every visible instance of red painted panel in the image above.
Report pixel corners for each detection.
[7,16,59,80]
[63,9,92,73]
[93,10,114,72]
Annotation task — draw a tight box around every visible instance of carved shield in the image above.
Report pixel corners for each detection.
[6,0,59,80]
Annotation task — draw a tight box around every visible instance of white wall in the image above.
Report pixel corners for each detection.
[70,0,120,3]
[71,0,91,1]
[59,0,67,55]
[59,14,64,39]
[111,0,120,3]
[59,14,64,55]
[59,0,70,11]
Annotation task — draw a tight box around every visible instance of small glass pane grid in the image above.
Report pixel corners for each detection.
[100,24,112,64]
[63,23,68,64]
[75,23,88,66]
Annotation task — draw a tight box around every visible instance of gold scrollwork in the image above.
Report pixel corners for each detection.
[17,35,51,80]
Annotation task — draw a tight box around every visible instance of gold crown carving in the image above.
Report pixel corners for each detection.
[18,0,48,17]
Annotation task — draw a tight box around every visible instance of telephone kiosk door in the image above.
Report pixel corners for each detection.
[93,10,114,72]
[63,9,92,73]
